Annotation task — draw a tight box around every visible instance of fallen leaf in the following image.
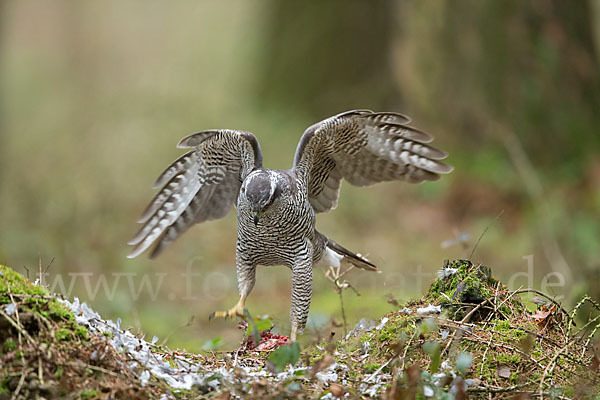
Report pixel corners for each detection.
[329,383,345,398]
[590,354,600,372]
[497,364,511,379]
[310,354,334,377]
[255,338,280,352]
[531,305,556,324]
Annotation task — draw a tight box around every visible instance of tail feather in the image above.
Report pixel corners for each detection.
[323,235,379,272]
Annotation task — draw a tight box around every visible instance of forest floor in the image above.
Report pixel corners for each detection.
[1,260,599,399]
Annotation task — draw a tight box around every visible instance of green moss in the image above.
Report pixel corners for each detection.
[562,385,575,398]
[303,341,332,365]
[0,265,48,303]
[0,377,9,395]
[3,338,17,352]
[55,328,71,341]
[494,320,511,331]
[428,260,497,307]
[363,362,381,373]
[496,353,520,364]
[366,314,415,346]
[79,388,100,399]
[48,299,75,321]
[426,260,528,322]
[1,265,89,344]
[76,325,89,340]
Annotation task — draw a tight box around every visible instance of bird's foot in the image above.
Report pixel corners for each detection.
[209,299,247,321]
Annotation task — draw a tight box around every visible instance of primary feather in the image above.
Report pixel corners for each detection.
[127,130,262,258]
[293,109,453,213]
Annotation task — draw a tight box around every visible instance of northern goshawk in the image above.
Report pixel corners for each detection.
[127,110,452,341]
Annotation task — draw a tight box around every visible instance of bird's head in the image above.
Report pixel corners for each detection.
[241,169,283,225]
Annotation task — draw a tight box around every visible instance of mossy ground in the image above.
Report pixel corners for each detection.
[305,260,600,399]
[0,265,163,399]
[1,262,599,399]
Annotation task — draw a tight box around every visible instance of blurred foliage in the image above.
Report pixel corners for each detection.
[397,1,600,168]
[267,342,301,373]
[0,0,599,351]
[256,2,398,116]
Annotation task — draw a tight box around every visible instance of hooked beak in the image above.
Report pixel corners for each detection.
[253,214,259,225]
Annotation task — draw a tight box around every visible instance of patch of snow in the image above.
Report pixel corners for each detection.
[423,384,434,397]
[416,304,442,315]
[375,317,389,330]
[364,384,383,397]
[440,360,452,370]
[315,364,338,383]
[320,392,350,400]
[140,370,150,386]
[4,303,16,315]
[54,295,391,397]
[361,340,370,355]
[345,318,376,340]
[345,315,390,340]
[437,268,459,279]
[57,297,216,391]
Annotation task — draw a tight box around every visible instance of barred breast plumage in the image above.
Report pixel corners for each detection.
[128,110,453,341]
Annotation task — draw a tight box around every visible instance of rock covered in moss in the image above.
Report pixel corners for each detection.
[427,259,523,321]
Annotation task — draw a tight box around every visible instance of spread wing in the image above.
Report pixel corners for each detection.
[293,110,453,213]
[127,130,262,258]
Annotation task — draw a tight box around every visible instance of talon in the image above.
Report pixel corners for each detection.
[209,296,247,321]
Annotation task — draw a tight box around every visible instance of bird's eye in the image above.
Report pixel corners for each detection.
[267,197,274,206]
[241,187,245,193]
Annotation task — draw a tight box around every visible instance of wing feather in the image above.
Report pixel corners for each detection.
[128,130,262,258]
[293,110,452,213]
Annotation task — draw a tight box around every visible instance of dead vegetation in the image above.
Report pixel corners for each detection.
[1,261,600,399]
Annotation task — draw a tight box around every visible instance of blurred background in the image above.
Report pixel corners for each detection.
[1,1,599,350]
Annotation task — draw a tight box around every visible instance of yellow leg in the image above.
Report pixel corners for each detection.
[290,325,297,342]
[209,295,247,320]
